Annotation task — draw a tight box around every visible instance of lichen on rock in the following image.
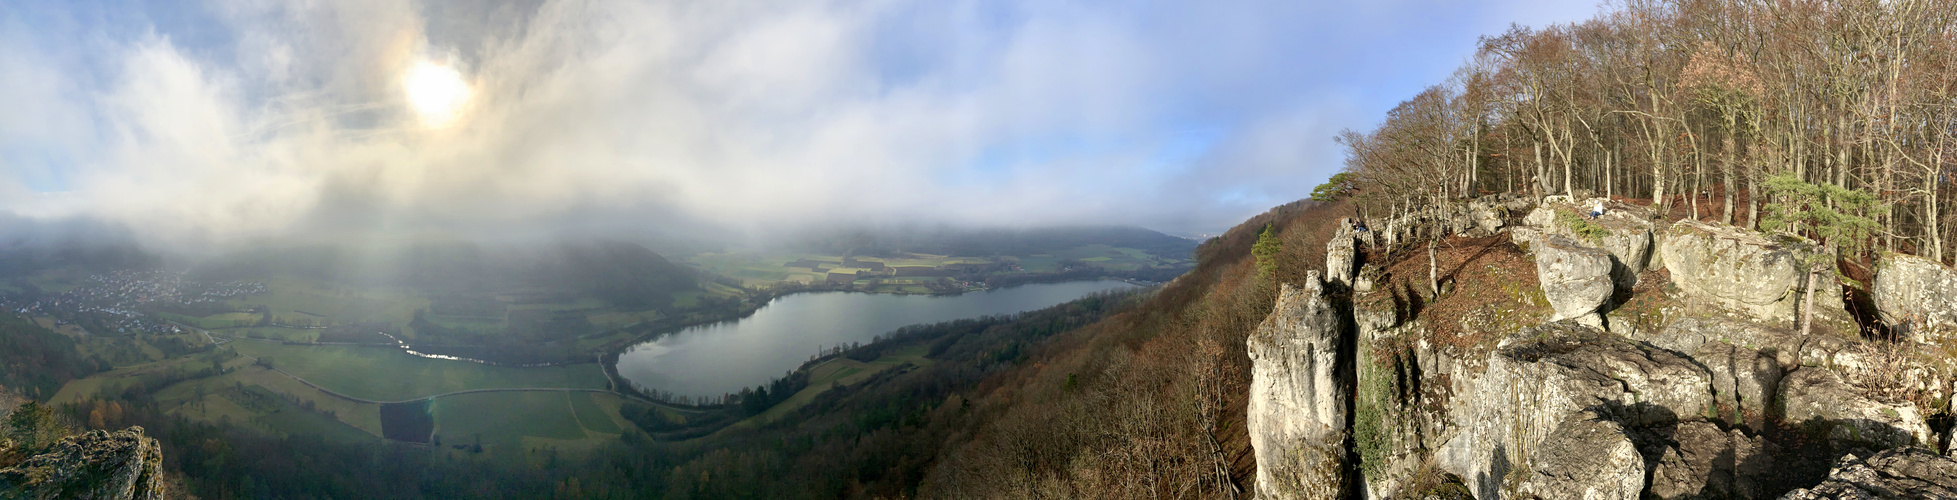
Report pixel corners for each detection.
[1873,253,1957,344]
[0,426,164,500]
[1247,272,1353,499]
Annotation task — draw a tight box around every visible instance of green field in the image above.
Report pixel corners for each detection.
[222,326,321,342]
[743,344,933,426]
[158,312,258,330]
[226,341,609,401]
[432,391,614,450]
[227,275,429,328]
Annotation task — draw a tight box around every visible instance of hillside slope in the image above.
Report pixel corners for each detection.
[920,199,1350,497]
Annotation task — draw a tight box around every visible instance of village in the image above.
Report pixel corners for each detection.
[2,270,266,337]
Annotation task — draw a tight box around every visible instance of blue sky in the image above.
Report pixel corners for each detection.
[0,0,1600,249]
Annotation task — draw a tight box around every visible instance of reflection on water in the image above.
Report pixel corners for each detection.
[614,280,1139,397]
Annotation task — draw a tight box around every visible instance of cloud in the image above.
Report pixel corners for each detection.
[0,0,1601,252]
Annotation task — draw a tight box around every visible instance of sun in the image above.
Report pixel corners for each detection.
[402,61,472,128]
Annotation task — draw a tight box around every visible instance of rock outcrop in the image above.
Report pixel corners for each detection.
[1874,253,1957,344]
[1512,412,1646,500]
[1659,220,1833,325]
[1649,421,1777,499]
[0,427,164,500]
[1327,218,1359,287]
[1692,340,1783,430]
[1521,197,1656,290]
[1248,198,1957,500]
[1535,235,1616,329]
[1780,448,1957,499]
[1778,368,1933,451]
[1247,273,1352,499]
[1436,321,1712,499]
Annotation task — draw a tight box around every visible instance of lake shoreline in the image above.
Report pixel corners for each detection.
[607,279,1143,401]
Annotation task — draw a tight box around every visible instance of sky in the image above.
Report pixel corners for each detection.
[0,0,1600,252]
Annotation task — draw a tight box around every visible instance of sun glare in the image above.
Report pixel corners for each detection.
[403,61,471,128]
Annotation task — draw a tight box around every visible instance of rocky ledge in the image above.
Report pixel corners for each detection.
[1248,197,1957,499]
[0,427,164,500]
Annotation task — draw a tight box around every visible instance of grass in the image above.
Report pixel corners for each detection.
[52,353,223,403]
[226,341,609,401]
[433,391,590,450]
[567,392,621,434]
[225,366,385,436]
[1555,208,1613,244]
[242,385,377,444]
[222,326,320,342]
[158,312,256,330]
[229,275,429,328]
[743,344,934,427]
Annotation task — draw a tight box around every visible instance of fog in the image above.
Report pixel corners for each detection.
[0,0,1597,255]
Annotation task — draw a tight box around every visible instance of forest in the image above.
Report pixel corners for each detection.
[1331,0,1957,264]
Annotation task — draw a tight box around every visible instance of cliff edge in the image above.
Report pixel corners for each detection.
[1248,196,1957,499]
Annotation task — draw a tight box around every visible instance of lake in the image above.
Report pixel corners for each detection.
[613,279,1140,398]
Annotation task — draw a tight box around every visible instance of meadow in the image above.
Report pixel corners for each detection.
[431,391,635,451]
[225,341,610,401]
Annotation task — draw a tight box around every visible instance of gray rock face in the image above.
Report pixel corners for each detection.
[1649,421,1777,499]
[1247,274,1351,499]
[1694,341,1782,431]
[1780,448,1957,499]
[1470,200,1508,234]
[1536,235,1616,329]
[1436,322,1712,499]
[1874,253,1957,344]
[1327,218,1359,287]
[1513,412,1646,500]
[0,427,164,500]
[1778,368,1932,451]
[1522,198,1657,290]
[1659,220,1813,324]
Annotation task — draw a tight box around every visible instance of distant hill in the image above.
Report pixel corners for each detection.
[190,239,696,308]
[0,243,160,282]
[536,241,697,310]
[796,225,1198,259]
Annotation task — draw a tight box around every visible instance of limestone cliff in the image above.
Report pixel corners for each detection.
[1246,273,1353,499]
[0,427,164,500]
[1247,196,1957,499]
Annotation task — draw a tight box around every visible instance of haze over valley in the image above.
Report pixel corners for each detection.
[26,1,1957,499]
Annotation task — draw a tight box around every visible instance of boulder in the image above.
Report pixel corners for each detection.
[0,427,164,500]
[1436,322,1713,499]
[1535,235,1616,329]
[1522,198,1656,290]
[1659,220,1820,324]
[1513,412,1646,500]
[1778,368,1933,451]
[1874,253,1957,344]
[1353,263,1382,293]
[1780,448,1957,499]
[1469,199,1508,234]
[1649,421,1777,499]
[1247,273,1351,499]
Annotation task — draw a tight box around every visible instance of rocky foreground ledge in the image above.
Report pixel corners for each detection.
[1,427,164,500]
[1249,196,1957,499]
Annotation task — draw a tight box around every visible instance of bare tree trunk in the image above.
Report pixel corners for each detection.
[1723,131,1737,225]
[1605,149,1614,200]
[1802,262,1820,336]
[1928,172,1943,263]
[1535,142,1548,196]
[1428,240,1440,299]
[1747,163,1760,230]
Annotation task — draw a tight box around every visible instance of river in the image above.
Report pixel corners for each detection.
[613,279,1140,398]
